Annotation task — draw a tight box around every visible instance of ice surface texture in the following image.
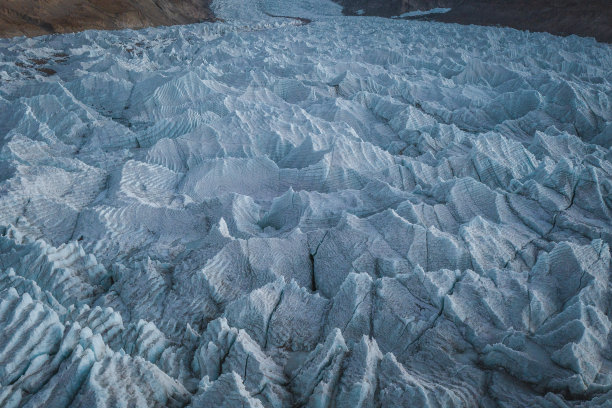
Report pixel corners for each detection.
[0,0,611,406]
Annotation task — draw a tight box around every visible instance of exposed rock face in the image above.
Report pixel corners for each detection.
[0,0,213,38]
[2,0,609,42]
[336,0,459,17]
[335,0,612,42]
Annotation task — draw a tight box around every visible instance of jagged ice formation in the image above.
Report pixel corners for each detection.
[0,0,611,406]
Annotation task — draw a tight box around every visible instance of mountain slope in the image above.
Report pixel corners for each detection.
[335,0,612,42]
[0,0,213,38]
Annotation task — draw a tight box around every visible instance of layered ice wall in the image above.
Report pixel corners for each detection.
[0,1,611,407]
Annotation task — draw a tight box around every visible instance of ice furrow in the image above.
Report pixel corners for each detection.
[0,1,611,406]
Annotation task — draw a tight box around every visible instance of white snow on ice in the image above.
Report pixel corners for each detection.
[0,0,611,407]
[396,8,452,18]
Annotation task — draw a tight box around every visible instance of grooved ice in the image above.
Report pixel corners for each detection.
[0,0,611,406]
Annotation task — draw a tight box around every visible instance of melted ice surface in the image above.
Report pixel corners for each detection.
[0,1,611,407]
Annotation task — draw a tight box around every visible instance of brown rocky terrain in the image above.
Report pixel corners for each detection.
[335,0,612,43]
[0,0,213,38]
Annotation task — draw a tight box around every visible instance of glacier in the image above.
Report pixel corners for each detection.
[0,0,611,406]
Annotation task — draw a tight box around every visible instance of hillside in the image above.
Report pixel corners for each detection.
[335,0,612,42]
[0,0,213,37]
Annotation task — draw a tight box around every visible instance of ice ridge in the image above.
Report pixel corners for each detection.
[0,1,611,407]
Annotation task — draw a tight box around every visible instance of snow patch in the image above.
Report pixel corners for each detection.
[396,7,452,18]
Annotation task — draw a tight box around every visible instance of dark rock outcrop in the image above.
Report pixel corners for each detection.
[0,0,214,38]
[335,0,612,42]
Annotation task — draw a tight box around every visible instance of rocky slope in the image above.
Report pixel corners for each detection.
[335,0,459,17]
[0,0,213,38]
[335,0,612,42]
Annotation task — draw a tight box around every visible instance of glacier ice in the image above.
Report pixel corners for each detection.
[0,0,611,406]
